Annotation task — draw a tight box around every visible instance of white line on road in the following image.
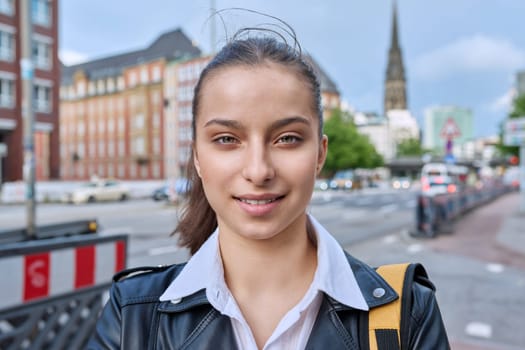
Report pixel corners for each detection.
[148,245,180,256]
[380,204,398,214]
[486,263,505,273]
[465,322,492,339]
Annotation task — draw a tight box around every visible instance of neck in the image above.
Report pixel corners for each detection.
[219,215,318,295]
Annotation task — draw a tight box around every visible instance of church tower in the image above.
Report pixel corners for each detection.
[384,0,407,114]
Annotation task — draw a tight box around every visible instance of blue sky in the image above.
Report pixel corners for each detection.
[59,0,525,138]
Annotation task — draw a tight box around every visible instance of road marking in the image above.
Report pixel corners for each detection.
[465,322,492,338]
[380,204,398,214]
[407,244,424,254]
[382,234,398,244]
[486,263,504,273]
[148,245,180,256]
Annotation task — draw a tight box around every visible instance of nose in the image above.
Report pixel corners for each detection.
[241,143,275,185]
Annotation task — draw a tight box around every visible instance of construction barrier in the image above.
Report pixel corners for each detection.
[413,182,512,238]
[0,223,127,350]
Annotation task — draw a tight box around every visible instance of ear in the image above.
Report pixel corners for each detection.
[193,147,202,178]
[317,135,328,175]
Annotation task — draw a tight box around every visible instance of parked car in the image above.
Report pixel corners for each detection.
[314,179,329,191]
[329,169,361,190]
[151,185,169,201]
[152,178,190,202]
[391,177,411,190]
[62,180,129,204]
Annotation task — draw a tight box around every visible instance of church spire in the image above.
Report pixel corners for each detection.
[391,0,399,50]
[384,0,407,113]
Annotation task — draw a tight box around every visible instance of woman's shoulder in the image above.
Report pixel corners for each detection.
[111,263,186,304]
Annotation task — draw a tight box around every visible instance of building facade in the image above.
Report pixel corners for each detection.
[60,29,200,180]
[0,0,60,183]
[423,105,474,157]
[517,70,525,96]
[60,30,340,181]
[163,55,210,179]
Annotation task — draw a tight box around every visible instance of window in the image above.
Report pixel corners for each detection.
[140,67,148,84]
[77,123,85,136]
[32,0,51,27]
[152,67,161,82]
[108,141,114,156]
[97,80,105,94]
[0,76,15,108]
[108,118,114,133]
[133,136,145,155]
[0,29,14,62]
[33,84,52,112]
[0,0,14,15]
[107,78,115,93]
[98,119,105,133]
[32,38,52,69]
[134,114,144,129]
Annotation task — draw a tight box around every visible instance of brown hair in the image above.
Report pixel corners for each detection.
[174,35,323,254]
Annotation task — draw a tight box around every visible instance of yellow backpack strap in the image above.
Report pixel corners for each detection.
[369,263,410,350]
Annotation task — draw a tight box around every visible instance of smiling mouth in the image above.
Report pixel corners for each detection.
[234,196,285,205]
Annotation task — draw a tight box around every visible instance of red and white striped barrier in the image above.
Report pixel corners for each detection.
[0,240,126,310]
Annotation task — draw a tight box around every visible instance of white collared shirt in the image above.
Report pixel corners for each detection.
[160,215,368,349]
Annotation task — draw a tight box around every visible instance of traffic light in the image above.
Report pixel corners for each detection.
[509,155,519,165]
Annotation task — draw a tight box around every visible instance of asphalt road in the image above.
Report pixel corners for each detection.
[2,188,522,348]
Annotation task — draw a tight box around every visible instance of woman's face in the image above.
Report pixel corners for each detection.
[193,62,327,242]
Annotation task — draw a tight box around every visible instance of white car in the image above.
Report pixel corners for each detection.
[63,180,129,204]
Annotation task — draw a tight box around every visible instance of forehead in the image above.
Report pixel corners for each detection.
[197,63,316,121]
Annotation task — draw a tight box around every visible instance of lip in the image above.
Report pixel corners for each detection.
[234,193,285,217]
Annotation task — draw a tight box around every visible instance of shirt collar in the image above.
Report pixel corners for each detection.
[160,214,368,311]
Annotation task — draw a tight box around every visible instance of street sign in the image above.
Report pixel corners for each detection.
[440,117,461,139]
[504,117,525,146]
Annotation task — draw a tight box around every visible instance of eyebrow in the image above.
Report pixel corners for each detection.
[203,116,311,131]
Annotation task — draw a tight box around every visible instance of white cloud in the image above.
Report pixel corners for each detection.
[488,87,517,113]
[59,49,89,65]
[413,35,525,81]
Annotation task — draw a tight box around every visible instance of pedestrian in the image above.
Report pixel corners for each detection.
[88,27,450,350]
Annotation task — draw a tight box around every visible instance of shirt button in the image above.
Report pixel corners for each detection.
[170,298,182,304]
[373,288,386,298]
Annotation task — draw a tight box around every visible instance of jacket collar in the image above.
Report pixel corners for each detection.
[158,252,397,313]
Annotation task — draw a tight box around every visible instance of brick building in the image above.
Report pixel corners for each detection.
[60,29,339,181]
[60,29,200,180]
[0,0,60,183]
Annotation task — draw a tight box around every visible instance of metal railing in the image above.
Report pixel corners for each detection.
[413,181,513,238]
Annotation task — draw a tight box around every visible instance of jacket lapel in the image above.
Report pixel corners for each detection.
[304,295,360,350]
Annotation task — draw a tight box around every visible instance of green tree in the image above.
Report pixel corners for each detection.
[396,138,428,157]
[323,109,383,175]
[497,94,525,158]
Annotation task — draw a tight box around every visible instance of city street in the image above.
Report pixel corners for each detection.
[1,188,524,348]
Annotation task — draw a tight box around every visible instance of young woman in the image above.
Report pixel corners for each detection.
[88,34,449,349]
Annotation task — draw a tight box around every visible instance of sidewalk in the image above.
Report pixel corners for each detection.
[346,191,525,349]
[427,191,525,270]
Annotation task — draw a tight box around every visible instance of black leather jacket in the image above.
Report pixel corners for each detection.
[87,253,449,349]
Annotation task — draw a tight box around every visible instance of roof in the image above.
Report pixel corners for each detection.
[61,28,201,85]
[305,55,339,94]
